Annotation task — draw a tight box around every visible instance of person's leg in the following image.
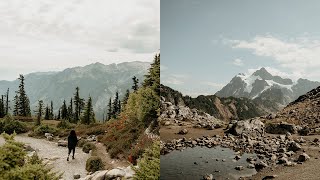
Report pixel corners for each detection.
[67,148,71,161]
[72,147,75,159]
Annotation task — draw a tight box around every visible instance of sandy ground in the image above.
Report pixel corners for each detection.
[161,126,320,180]
[0,134,90,180]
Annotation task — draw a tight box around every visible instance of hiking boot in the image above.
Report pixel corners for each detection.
[72,156,75,160]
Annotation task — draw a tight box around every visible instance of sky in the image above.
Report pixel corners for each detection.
[0,0,159,80]
[161,0,320,97]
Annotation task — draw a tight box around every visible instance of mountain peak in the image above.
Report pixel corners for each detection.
[252,67,272,79]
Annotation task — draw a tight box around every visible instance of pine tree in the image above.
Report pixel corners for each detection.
[50,101,54,119]
[13,94,19,116]
[132,76,139,91]
[5,88,9,115]
[61,100,68,119]
[0,95,4,118]
[107,98,112,121]
[143,53,160,95]
[74,87,84,123]
[112,91,119,118]
[16,74,31,116]
[67,98,73,121]
[44,105,50,120]
[122,89,130,109]
[57,109,61,120]
[81,96,95,125]
[118,99,121,113]
[35,100,44,126]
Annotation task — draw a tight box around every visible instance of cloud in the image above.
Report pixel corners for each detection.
[232,58,244,66]
[200,81,225,89]
[161,74,189,85]
[230,35,320,80]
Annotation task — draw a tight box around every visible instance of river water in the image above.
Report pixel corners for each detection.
[160,146,257,180]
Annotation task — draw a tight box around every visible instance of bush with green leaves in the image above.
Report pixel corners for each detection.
[33,124,58,136]
[82,142,96,153]
[85,156,104,172]
[0,133,60,179]
[0,115,28,134]
[125,87,160,126]
[57,120,75,129]
[134,141,160,180]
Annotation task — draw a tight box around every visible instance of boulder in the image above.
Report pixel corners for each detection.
[297,153,310,162]
[226,119,265,137]
[235,166,244,171]
[288,141,302,152]
[105,168,126,180]
[255,161,268,171]
[203,174,213,180]
[265,122,297,134]
[178,129,188,135]
[58,140,68,147]
[73,174,81,179]
[90,170,108,180]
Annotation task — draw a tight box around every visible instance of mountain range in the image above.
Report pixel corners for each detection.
[215,67,320,110]
[0,61,150,120]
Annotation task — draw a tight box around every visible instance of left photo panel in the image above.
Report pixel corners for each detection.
[0,0,160,179]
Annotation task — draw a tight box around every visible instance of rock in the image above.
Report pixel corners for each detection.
[73,174,81,179]
[45,133,53,137]
[105,168,126,179]
[298,126,310,136]
[234,155,241,160]
[178,129,188,135]
[247,164,255,169]
[235,166,244,171]
[297,153,310,162]
[123,166,135,179]
[288,141,302,152]
[277,157,288,164]
[226,118,265,137]
[262,175,278,180]
[91,170,108,180]
[58,140,68,147]
[164,121,171,126]
[255,161,268,171]
[265,122,297,134]
[314,138,319,143]
[47,136,54,141]
[203,173,213,180]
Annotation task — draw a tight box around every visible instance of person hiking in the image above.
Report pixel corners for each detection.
[67,130,78,161]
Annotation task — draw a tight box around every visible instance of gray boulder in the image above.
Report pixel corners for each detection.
[227,118,265,137]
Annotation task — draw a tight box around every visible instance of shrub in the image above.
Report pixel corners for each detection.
[33,125,58,136]
[77,139,87,148]
[57,120,75,129]
[134,141,160,180]
[0,115,29,134]
[85,156,104,172]
[0,133,60,179]
[82,142,96,154]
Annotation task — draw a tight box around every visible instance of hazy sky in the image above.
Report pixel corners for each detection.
[161,0,320,97]
[0,0,159,80]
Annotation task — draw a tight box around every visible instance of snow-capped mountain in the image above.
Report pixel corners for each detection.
[0,61,150,120]
[215,67,320,108]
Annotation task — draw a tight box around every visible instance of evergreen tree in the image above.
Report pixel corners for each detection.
[74,87,84,123]
[122,89,130,109]
[112,91,119,118]
[107,98,112,121]
[0,95,4,118]
[67,98,73,121]
[5,88,9,115]
[13,94,19,116]
[61,100,68,119]
[50,101,54,119]
[16,74,31,116]
[35,100,44,126]
[57,109,61,120]
[118,99,121,113]
[44,105,50,120]
[143,54,160,95]
[132,76,139,91]
[81,96,95,125]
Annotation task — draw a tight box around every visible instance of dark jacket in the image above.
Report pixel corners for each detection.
[68,135,78,149]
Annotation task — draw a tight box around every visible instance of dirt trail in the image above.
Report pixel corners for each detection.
[0,134,90,180]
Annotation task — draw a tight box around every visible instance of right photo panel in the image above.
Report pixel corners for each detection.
[160,0,320,180]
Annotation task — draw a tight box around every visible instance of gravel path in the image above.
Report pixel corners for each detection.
[0,135,90,180]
